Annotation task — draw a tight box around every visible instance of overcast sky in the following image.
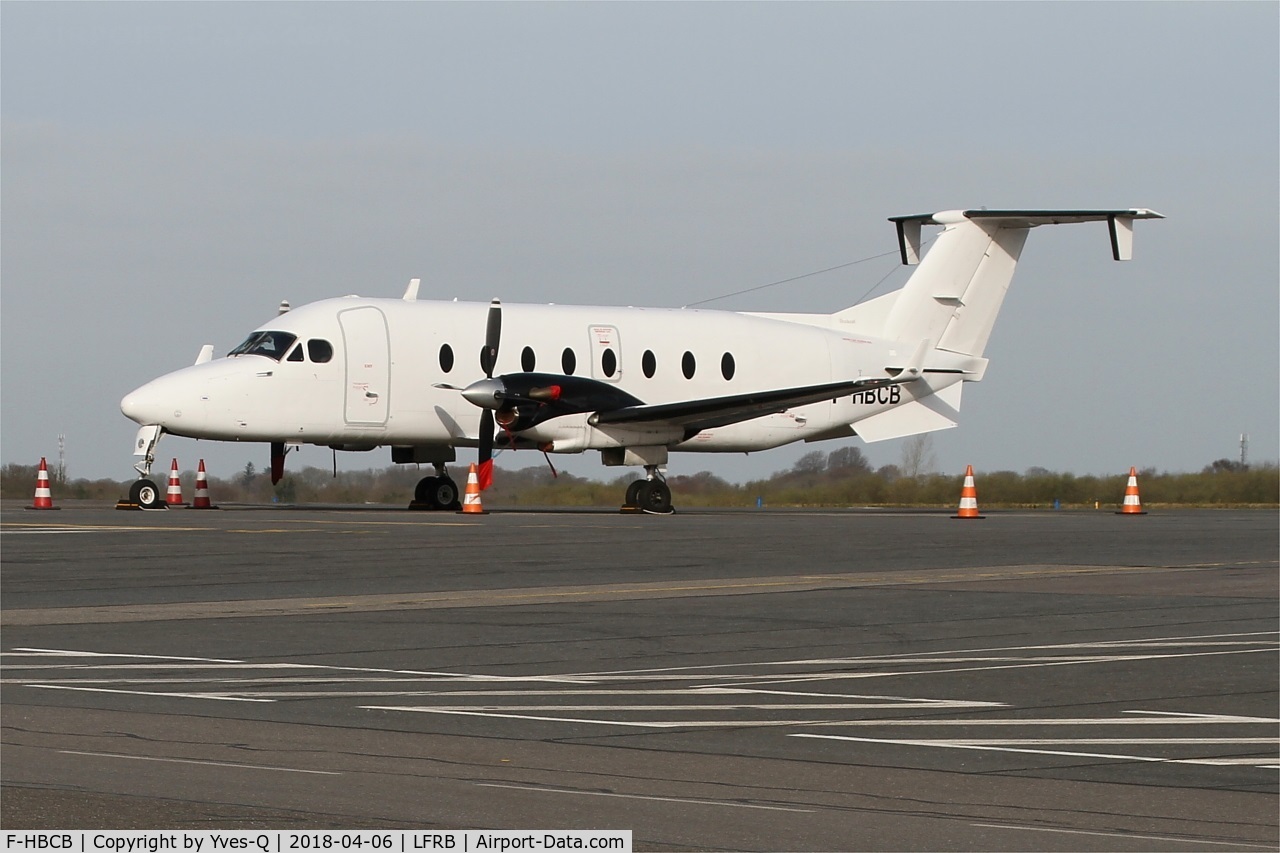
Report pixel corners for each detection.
[3,2,1277,487]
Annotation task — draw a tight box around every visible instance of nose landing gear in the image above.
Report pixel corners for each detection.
[118,425,167,510]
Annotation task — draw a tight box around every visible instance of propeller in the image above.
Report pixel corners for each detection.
[433,297,646,489]
[476,300,501,489]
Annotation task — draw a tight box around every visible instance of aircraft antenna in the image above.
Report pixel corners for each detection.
[683,240,931,310]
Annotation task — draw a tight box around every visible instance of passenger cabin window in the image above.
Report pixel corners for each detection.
[229,331,298,361]
[721,352,735,380]
[521,346,536,372]
[439,343,455,373]
[287,344,304,362]
[308,339,333,363]
[642,350,656,379]
[682,351,696,379]
[601,348,617,378]
[562,348,576,375]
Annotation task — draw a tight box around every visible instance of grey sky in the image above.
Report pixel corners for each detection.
[3,2,1277,484]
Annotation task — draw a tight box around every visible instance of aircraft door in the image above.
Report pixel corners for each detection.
[339,306,390,426]
[588,325,622,383]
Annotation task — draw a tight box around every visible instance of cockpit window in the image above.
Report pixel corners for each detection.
[228,331,298,361]
[286,343,305,362]
[307,339,333,363]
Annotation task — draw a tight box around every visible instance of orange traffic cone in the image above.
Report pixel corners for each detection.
[191,460,216,509]
[166,458,185,506]
[1117,466,1147,515]
[27,457,59,510]
[951,465,985,519]
[459,463,487,514]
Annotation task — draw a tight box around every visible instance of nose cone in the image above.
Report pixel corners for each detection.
[121,382,164,425]
[462,377,505,409]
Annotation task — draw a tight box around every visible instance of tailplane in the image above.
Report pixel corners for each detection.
[836,208,1163,358]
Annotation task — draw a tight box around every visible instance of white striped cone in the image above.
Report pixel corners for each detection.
[30,457,55,509]
[166,458,184,506]
[952,465,984,519]
[192,459,213,509]
[459,463,487,514]
[1118,466,1147,515]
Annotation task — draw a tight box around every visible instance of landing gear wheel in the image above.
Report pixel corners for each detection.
[636,480,673,515]
[432,478,461,510]
[129,479,165,510]
[414,476,461,510]
[624,479,647,508]
[414,476,441,505]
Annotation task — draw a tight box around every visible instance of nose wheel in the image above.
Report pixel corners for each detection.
[127,479,166,510]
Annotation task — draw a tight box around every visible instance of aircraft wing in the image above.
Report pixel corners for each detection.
[590,374,920,434]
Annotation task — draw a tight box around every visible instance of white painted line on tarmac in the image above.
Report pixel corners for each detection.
[60,750,340,775]
[790,734,1280,767]
[362,707,672,727]
[362,706,829,728]
[969,822,1280,849]
[28,684,275,702]
[564,631,1280,677]
[474,782,816,813]
[10,648,245,662]
[803,713,1280,726]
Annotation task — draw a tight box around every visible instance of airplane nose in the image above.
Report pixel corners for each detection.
[120,383,163,425]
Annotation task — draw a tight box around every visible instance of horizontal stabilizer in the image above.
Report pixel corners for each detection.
[853,383,963,443]
[889,208,1163,264]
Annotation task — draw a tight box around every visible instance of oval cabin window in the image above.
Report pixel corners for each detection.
[642,350,656,379]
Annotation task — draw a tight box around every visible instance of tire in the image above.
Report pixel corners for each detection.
[624,479,647,507]
[414,476,441,507]
[433,478,460,510]
[130,479,164,510]
[636,480,672,514]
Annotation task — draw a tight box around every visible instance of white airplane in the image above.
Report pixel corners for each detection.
[120,208,1162,513]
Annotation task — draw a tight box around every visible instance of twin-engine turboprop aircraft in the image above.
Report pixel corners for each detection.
[120,208,1161,512]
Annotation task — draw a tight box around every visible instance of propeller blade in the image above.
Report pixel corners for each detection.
[482,298,502,378]
[477,409,495,490]
[479,409,494,464]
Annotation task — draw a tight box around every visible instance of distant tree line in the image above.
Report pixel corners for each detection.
[3,448,1276,508]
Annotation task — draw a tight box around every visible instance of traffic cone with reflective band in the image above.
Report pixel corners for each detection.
[28,457,59,510]
[191,459,216,509]
[166,458,185,506]
[1117,467,1147,515]
[459,463,487,514]
[951,465,985,519]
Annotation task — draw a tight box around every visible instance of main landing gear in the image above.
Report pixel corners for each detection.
[409,463,462,511]
[622,466,674,515]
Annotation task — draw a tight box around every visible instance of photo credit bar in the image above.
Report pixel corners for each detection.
[1,833,632,853]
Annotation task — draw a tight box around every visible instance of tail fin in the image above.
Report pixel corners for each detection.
[869,209,1162,357]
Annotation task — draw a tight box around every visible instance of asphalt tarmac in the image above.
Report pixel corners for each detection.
[2,502,1276,851]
